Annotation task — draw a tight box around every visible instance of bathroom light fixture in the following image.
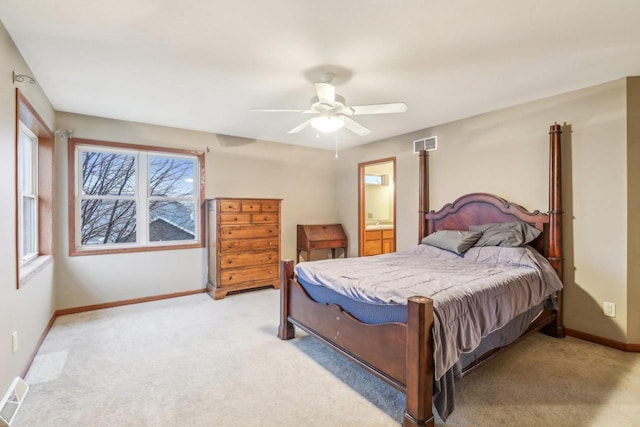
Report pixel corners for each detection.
[310,116,345,133]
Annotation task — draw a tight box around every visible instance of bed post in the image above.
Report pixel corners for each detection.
[403,296,435,427]
[547,123,565,338]
[418,150,429,243]
[278,259,295,340]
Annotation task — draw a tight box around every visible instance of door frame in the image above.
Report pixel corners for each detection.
[358,157,396,257]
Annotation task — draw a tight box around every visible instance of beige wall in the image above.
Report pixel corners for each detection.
[54,112,339,309]
[0,22,57,394]
[337,78,633,343]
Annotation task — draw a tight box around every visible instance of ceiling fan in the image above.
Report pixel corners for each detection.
[250,73,408,136]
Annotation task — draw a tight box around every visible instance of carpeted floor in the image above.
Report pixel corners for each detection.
[13,289,640,426]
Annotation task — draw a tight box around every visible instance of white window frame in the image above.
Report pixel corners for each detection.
[18,121,39,264]
[74,143,201,253]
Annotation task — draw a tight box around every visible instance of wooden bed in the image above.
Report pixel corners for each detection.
[278,123,565,426]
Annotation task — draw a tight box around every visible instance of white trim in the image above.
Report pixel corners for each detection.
[17,122,38,263]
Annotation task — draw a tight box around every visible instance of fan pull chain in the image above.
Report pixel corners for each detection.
[335,131,339,159]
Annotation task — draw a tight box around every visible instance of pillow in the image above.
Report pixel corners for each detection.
[469,222,541,247]
[421,230,483,255]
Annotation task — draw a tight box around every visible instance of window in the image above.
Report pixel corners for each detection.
[18,122,39,263]
[15,89,55,288]
[69,138,204,255]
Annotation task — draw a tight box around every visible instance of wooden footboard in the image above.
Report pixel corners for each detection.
[278,260,435,427]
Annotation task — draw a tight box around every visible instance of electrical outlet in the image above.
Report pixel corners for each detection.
[12,331,18,353]
[603,301,616,317]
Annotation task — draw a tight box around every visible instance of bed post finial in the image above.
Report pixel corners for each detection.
[548,123,565,338]
[418,150,429,243]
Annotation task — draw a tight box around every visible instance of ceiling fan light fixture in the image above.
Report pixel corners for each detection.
[310,115,344,133]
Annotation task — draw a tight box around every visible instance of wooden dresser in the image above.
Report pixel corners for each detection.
[207,198,281,299]
[297,224,348,263]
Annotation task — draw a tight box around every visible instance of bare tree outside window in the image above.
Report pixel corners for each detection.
[81,151,137,244]
[148,156,197,242]
[79,150,198,246]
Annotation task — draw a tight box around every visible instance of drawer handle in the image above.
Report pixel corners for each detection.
[263,216,268,220]
[227,204,233,209]
[227,260,233,264]
[233,217,238,221]
[228,275,233,280]
[268,255,273,260]
[269,242,273,246]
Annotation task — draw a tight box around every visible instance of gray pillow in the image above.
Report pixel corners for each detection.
[421,230,483,255]
[469,222,541,247]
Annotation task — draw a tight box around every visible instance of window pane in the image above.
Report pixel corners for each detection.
[149,156,195,197]
[81,200,137,244]
[82,151,136,196]
[22,196,37,258]
[149,201,195,242]
[19,134,34,193]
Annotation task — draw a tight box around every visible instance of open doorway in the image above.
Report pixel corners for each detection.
[358,157,396,256]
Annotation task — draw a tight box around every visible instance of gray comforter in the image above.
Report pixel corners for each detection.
[294,244,563,380]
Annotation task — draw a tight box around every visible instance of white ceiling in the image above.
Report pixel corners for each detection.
[1,1,640,150]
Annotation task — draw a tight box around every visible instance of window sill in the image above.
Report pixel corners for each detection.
[70,242,204,257]
[19,255,53,287]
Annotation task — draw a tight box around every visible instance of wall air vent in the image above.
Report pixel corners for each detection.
[413,136,437,154]
[0,377,29,427]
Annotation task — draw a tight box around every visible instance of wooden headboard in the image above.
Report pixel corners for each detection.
[425,193,549,256]
[417,123,563,280]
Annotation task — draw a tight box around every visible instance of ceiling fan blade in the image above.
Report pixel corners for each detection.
[288,119,313,134]
[349,102,408,115]
[315,83,336,105]
[343,117,371,136]
[250,108,313,113]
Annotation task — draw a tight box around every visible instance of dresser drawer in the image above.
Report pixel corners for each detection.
[219,200,241,212]
[261,201,279,212]
[219,251,278,269]
[241,201,261,212]
[219,225,279,239]
[219,238,278,252]
[219,265,279,286]
[219,213,252,224]
[382,229,395,239]
[309,239,347,250]
[251,213,279,224]
[219,238,279,253]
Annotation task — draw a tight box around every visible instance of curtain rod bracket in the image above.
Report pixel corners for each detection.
[13,71,36,85]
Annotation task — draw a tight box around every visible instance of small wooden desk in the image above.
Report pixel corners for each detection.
[296,224,348,263]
